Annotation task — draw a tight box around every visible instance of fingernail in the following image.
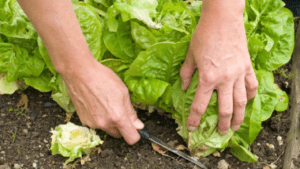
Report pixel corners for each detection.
[188,126,197,132]
[134,119,144,129]
[232,125,240,131]
[219,130,228,135]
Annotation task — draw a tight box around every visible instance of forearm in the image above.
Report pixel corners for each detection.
[192,0,246,53]
[17,0,95,75]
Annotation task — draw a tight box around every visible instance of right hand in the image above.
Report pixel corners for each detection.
[60,58,144,145]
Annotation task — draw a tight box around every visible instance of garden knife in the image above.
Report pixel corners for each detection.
[138,129,207,169]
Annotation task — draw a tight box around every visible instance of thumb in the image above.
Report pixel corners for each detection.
[180,51,196,91]
[125,99,144,129]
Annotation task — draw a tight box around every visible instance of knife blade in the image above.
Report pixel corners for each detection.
[138,129,207,169]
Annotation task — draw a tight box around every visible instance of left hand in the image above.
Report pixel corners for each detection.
[180,2,258,135]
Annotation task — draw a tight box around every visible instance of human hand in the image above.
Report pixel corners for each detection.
[60,58,144,145]
[180,4,258,135]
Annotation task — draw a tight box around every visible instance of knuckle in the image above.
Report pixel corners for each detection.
[200,72,217,86]
[109,113,123,124]
[180,68,190,79]
[235,98,247,107]
[235,118,244,125]
[191,103,206,115]
[219,110,232,118]
[248,80,258,91]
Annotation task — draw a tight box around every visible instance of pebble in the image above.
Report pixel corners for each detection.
[277,136,283,146]
[26,122,32,129]
[270,163,277,169]
[23,129,28,134]
[1,113,5,117]
[0,121,4,126]
[1,151,5,154]
[266,143,275,149]
[44,102,55,108]
[32,163,37,168]
[217,159,229,169]
[13,164,21,169]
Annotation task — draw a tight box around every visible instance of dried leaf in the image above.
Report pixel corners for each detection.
[17,93,28,110]
[81,155,90,165]
[175,144,187,151]
[96,147,102,154]
[151,142,167,154]
[213,151,221,157]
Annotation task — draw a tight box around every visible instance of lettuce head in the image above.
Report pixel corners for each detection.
[50,122,103,165]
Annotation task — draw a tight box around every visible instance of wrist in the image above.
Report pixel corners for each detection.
[51,49,96,77]
[201,0,245,21]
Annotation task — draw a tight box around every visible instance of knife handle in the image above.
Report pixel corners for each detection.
[137,130,150,140]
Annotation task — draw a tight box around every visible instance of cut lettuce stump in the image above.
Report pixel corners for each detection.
[50,122,103,165]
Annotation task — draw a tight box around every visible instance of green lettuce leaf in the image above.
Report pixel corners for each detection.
[125,76,170,105]
[0,0,37,39]
[125,42,189,84]
[106,0,162,32]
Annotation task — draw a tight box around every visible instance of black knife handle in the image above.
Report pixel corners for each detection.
[138,130,150,139]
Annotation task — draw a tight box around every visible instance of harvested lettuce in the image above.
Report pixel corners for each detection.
[50,122,103,165]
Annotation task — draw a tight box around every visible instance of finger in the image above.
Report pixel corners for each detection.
[115,112,141,145]
[124,96,144,130]
[217,84,233,135]
[187,84,214,132]
[231,78,247,131]
[245,68,258,100]
[180,50,196,91]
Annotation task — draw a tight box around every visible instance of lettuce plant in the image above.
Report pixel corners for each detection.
[0,0,294,162]
[50,122,103,165]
